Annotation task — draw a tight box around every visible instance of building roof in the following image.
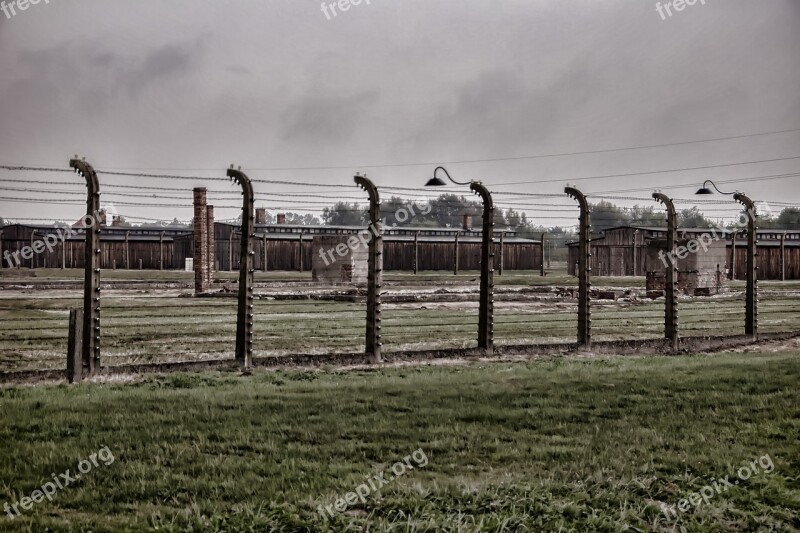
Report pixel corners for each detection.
[567,225,800,246]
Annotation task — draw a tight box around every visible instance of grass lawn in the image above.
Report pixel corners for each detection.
[0,350,798,531]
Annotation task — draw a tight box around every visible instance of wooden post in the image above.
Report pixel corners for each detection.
[0,229,3,269]
[61,232,66,269]
[298,232,304,272]
[498,231,504,276]
[453,233,459,275]
[30,230,36,269]
[780,232,786,281]
[66,308,84,383]
[125,231,130,270]
[414,231,419,274]
[547,239,551,269]
[228,233,234,272]
[262,234,268,272]
[632,230,638,276]
[159,231,165,270]
[540,232,546,276]
[731,231,737,280]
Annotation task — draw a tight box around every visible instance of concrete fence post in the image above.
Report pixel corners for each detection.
[565,186,591,349]
[355,174,383,363]
[228,166,256,368]
[472,182,494,354]
[70,157,101,375]
[653,192,679,351]
[734,193,758,340]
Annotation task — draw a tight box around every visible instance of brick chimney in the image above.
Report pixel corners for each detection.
[277,213,286,225]
[206,205,215,285]
[463,215,472,231]
[256,208,267,225]
[193,188,210,293]
[99,209,108,227]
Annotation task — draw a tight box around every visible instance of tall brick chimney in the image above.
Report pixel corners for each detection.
[193,188,210,293]
[256,208,267,225]
[206,205,215,286]
[99,209,107,227]
[277,213,286,225]
[463,215,472,231]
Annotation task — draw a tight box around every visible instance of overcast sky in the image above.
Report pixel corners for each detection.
[0,0,798,226]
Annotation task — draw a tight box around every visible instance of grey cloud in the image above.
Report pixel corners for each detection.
[280,90,380,143]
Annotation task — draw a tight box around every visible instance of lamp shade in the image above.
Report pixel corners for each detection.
[425,176,448,187]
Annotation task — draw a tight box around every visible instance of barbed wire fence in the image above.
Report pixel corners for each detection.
[1,160,799,380]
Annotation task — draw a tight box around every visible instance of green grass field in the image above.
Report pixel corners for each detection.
[0,349,798,531]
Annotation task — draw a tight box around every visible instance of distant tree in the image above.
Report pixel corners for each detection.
[427,194,481,228]
[284,212,321,226]
[628,205,666,227]
[778,207,800,226]
[678,207,715,228]
[322,202,367,226]
[591,201,631,233]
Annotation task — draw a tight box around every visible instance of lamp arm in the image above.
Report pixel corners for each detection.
[434,166,472,186]
[703,180,736,195]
